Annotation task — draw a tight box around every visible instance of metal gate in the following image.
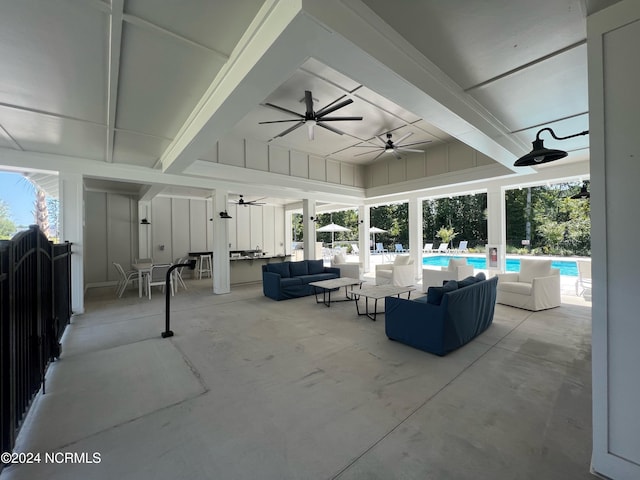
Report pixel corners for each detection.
[0,226,72,462]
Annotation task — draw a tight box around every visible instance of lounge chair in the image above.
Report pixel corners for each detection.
[437,243,449,253]
[373,242,388,254]
[423,243,434,253]
[351,243,360,255]
[496,258,561,311]
[455,240,468,253]
[575,259,592,296]
[394,244,407,253]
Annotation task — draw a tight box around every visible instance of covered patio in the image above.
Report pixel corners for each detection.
[2,279,592,480]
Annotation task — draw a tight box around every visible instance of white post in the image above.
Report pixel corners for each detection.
[302,199,316,260]
[409,198,423,282]
[212,190,230,294]
[58,173,84,314]
[358,205,370,273]
[486,186,506,273]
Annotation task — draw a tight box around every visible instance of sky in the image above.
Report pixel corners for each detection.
[0,171,37,227]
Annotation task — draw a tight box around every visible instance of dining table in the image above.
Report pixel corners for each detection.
[132,262,153,298]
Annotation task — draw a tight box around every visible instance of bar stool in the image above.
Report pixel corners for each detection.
[198,254,212,279]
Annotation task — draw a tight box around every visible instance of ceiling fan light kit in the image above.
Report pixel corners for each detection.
[514,127,589,167]
[259,90,363,140]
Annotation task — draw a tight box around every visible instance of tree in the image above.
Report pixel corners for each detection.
[0,200,17,239]
[436,225,457,245]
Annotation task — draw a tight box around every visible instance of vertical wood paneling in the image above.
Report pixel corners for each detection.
[326,159,341,183]
[218,137,245,167]
[206,199,214,251]
[250,207,263,250]
[85,192,108,284]
[290,150,309,178]
[274,207,285,255]
[107,194,134,281]
[236,205,251,250]
[189,199,207,252]
[262,206,275,255]
[227,204,237,249]
[269,145,290,175]
[171,198,190,260]
[246,139,269,171]
[151,197,172,264]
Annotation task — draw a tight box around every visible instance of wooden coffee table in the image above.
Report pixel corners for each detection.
[349,284,415,321]
[308,277,362,307]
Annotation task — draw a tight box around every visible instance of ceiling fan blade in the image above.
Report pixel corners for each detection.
[315,98,353,118]
[259,119,304,124]
[392,150,403,160]
[263,103,304,118]
[397,148,424,153]
[316,122,345,136]
[273,121,304,138]
[371,150,386,162]
[395,132,413,144]
[398,140,433,147]
[318,116,363,121]
[304,90,314,114]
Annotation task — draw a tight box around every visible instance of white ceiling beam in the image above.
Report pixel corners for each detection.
[122,14,228,63]
[106,0,124,163]
[139,184,167,202]
[160,0,308,174]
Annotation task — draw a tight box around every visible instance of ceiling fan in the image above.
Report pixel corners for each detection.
[259,90,363,140]
[354,132,432,161]
[231,195,266,207]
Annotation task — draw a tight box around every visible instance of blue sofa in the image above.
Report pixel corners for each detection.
[262,260,340,300]
[385,274,498,356]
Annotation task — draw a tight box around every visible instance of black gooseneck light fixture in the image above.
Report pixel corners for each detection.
[514,128,589,167]
[219,211,232,219]
[570,181,591,200]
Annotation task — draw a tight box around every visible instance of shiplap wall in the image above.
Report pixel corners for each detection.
[364,140,496,188]
[84,191,286,286]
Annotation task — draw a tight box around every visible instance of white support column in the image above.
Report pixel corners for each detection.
[58,173,84,314]
[138,201,152,260]
[358,205,370,272]
[409,198,423,282]
[486,186,506,273]
[302,199,316,260]
[212,190,230,294]
[285,210,293,255]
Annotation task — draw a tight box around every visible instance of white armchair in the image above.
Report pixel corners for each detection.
[496,258,561,311]
[330,253,362,280]
[422,258,474,292]
[375,254,415,286]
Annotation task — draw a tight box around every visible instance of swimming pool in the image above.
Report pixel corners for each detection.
[422,255,579,277]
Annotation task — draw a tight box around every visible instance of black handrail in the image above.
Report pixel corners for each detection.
[161,260,196,338]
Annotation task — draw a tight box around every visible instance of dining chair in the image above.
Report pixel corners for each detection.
[147,264,174,299]
[173,257,188,291]
[113,262,137,298]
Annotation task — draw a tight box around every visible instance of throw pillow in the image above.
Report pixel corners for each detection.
[457,275,478,288]
[448,258,467,271]
[394,254,411,266]
[266,262,290,278]
[307,259,324,274]
[289,261,308,277]
[519,259,552,283]
[426,280,458,305]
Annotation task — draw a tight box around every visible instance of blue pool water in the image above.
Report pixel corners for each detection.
[422,255,578,277]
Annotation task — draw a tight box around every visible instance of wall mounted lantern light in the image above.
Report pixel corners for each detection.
[310,216,318,222]
[514,128,589,167]
[140,218,151,225]
[570,181,591,200]
[219,211,232,219]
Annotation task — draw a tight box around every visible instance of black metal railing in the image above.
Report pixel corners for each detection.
[0,226,72,464]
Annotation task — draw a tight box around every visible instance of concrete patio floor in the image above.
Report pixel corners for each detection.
[1,277,593,480]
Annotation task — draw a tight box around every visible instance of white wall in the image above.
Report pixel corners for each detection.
[589,2,640,478]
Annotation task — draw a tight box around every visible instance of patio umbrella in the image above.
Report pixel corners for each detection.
[369,226,387,248]
[316,222,350,247]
